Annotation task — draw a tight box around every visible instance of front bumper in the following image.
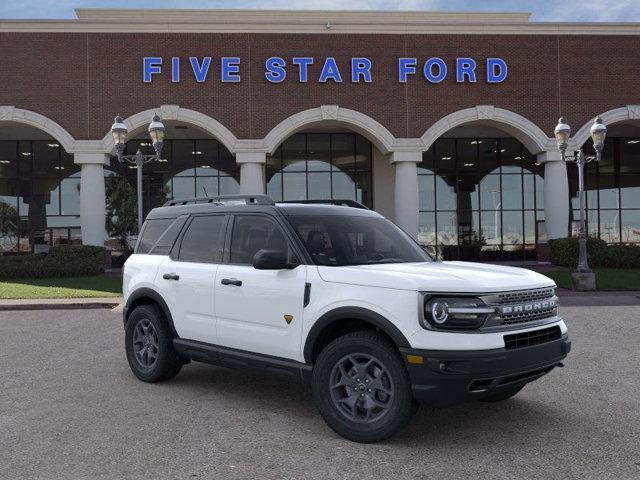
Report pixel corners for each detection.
[400,334,571,407]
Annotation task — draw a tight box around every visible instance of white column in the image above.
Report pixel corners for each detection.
[391,151,422,238]
[237,152,266,195]
[538,151,569,240]
[75,153,109,246]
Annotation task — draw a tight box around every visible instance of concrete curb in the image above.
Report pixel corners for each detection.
[0,297,123,312]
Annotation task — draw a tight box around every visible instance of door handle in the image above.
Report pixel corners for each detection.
[162,273,180,281]
[221,278,242,286]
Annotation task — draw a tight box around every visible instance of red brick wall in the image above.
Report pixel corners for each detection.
[0,32,638,142]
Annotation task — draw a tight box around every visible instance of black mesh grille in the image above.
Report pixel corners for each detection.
[501,307,557,325]
[504,326,562,350]
[497,288,555,305]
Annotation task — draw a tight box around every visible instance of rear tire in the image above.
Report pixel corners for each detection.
[312,331,418,443]
[478,384,524,402]
[125,304,182,382]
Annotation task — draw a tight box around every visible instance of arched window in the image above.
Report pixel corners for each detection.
[266,133,373,207]
[0,139,80,253]
[418,137,544,261]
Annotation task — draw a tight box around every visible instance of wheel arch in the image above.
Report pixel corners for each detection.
[303,307,411,364]
[124,288,179,338]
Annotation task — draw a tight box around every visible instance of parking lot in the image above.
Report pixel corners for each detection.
[1,305,638,480]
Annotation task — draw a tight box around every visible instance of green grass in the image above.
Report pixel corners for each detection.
[543,268,640,291]
[0,276,122,299]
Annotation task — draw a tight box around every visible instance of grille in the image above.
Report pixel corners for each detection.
[496,287,555,305]
[501,307,557,326]
[504,326,561,350]
[495,288,557,326]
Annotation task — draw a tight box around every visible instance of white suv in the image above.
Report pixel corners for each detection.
[122,195,570,443]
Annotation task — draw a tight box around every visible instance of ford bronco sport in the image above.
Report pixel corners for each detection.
[122,195,570,443]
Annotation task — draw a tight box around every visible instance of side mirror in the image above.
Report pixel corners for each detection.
[252,249,294,270]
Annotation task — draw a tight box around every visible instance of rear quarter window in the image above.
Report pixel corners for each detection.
[136,216,186,255]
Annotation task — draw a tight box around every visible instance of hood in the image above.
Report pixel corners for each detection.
[317,261,555,293]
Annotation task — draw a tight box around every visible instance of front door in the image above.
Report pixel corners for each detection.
[157,214,228,345]
[214,214,307,361]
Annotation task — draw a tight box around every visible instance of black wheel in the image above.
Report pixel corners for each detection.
[478,384,524,403]
[312,331,418,443]
[125,304,182,382]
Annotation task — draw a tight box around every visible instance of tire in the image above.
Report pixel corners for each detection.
[478,384,524,403]
[125,304,182,383]
[312,330,418,443]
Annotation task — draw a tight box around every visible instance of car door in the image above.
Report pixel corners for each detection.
[157,214,228,345]
[214,214,307,361]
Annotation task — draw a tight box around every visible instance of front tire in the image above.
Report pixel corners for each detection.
[125,304,182,382]
[312,331,418,443]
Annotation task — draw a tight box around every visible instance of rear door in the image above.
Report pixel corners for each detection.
[214,214,307,361]
[157,214,228,345]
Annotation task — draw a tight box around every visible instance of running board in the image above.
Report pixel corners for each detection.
[173,338,312,382]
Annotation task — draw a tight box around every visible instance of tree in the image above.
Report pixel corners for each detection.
[105,176,138,253]
[0,200,19,251]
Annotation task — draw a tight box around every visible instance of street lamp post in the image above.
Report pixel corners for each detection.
[553,116,607,289]
[111,114,165,231]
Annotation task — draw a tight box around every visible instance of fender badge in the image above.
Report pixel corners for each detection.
[284,314,294,324]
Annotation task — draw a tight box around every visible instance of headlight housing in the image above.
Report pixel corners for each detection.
[422,296,495,330]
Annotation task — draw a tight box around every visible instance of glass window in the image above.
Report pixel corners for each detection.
[418,175,434,211]
[286,214,431,266]
[418,136,543,260]
[621,138,640,173]
[229,215,291,265]
[178,215,227,263]
[307,134,331,171]
[172,140,195,177]
[137,218,174,254]
[148,215,187,255]
[0,141,18,177]
[621,210,640,243]
[501,174,523,210]
[267,133,372,207]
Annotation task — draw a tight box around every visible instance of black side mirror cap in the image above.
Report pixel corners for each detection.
[252,249,296,270]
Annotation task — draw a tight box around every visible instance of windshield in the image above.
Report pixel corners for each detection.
[285,214,433,266]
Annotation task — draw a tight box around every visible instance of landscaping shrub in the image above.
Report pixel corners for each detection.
[0,245,108,280]
[549,237,640,268]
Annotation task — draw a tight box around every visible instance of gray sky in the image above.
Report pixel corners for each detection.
[0,0,639,22]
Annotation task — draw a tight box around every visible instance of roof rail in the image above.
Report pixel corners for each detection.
[279,199,369,210]
[163,194,275,207]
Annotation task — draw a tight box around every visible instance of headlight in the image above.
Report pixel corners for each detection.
[422,297,495,330]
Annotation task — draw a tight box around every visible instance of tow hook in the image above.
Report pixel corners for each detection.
[557,362,565,368]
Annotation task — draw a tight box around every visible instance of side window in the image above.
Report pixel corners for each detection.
[177,215,227,263]
[229,215,296,265]
[136,218,174,254]
[148,215,188,255]
[294,222,336,265]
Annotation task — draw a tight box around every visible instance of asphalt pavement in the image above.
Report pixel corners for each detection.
[0,306,638,480]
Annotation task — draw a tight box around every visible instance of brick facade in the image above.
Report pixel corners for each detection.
[1,31,638,142]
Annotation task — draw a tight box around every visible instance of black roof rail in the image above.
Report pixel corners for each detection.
[163,194,275,207]
[279,199,369,210]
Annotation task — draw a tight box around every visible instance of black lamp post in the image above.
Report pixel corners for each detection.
[111,114,165,231]
[553,116,607,288]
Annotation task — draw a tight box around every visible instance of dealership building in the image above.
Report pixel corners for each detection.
[0,9,639,260]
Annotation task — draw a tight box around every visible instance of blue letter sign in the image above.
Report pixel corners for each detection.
[143,55,508,84]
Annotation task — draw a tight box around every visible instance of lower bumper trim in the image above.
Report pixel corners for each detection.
[401,334,571,407]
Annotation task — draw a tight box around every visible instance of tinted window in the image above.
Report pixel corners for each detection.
[148,215,188,255]
[136,218,174,254]
[229,215,295,265]
[178,215,226,263]
[286,214,432,266]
